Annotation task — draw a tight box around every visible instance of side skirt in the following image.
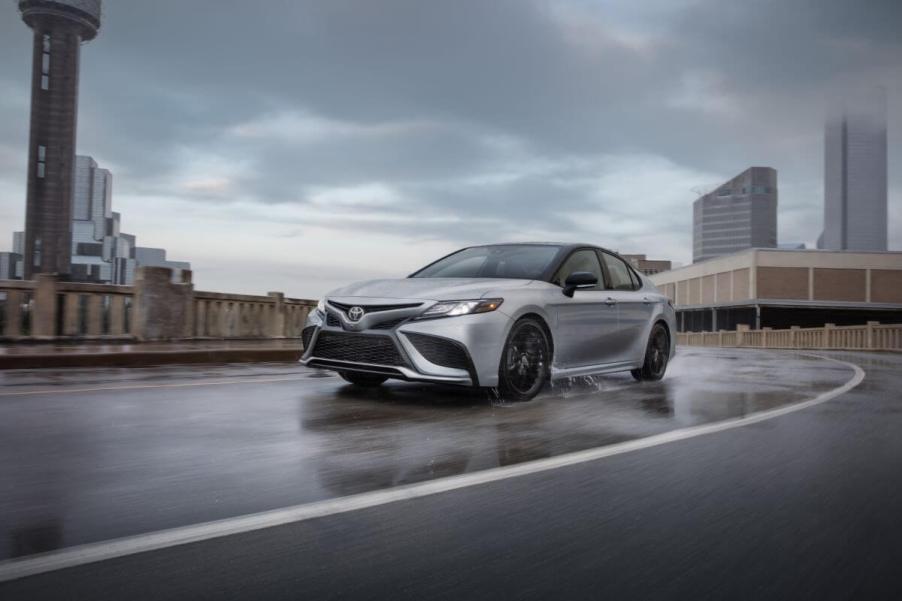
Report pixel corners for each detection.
[550,360,641,380]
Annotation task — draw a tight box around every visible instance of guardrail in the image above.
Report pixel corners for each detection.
[0,268,316,341]
[677,322,902,351]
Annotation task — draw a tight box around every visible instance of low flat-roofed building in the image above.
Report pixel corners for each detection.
[649,248,902,332]
[621,254,672,276]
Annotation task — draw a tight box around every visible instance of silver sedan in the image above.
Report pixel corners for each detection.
[300,243,676,401]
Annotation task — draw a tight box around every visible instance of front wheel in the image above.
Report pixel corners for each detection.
[498,318,550,402]
[631,323,670,382]
[339,372,389,387]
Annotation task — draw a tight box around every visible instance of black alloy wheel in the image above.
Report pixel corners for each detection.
[631,323,670,382]
[498,318,550,402]
[339,372,389,387]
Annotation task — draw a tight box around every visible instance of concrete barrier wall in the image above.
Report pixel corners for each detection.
[677,322,902,351]
[0,268,316,341]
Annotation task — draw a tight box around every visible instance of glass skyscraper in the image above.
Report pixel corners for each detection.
[820,88,888,251]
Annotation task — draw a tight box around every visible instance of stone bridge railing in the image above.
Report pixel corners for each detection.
[0,267,316,341]
[677,322,902,351]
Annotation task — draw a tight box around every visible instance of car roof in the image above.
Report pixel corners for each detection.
[471,241,619,255]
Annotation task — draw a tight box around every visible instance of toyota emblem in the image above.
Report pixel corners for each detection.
[347,306,365,322]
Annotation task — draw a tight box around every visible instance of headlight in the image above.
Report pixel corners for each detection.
[315,298,325,317]
[416,298,503,320]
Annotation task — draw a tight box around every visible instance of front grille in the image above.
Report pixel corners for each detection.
[301,326,317,349]
[371,317,408,330]
[328,300,422,314]
[312,331,407,366]
[326,312,341,327]
[405,332,471,370]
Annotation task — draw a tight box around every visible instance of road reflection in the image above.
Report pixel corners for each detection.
[299,350,847,500]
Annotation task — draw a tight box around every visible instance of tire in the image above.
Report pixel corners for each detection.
[498,318,550,402]
[631,323,670,382]
[339,372,389,387]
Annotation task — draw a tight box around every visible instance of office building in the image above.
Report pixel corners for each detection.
[820,88,888,251]
[134,247,191,283]
[0,253,19,280]
[693,167,778,263]
[621,254,672,276]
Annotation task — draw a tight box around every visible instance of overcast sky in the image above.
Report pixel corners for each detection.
[1,0,900,298]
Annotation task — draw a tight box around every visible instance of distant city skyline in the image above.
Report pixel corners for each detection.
[3,154,191,285]
[0,0,900,298]
[0,1,189,286]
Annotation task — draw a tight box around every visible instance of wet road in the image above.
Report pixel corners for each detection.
[2,349,901,599]
[0,348,849,561]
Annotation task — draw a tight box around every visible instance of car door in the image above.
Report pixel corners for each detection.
[598,251,655,364]
[550,249,620,368]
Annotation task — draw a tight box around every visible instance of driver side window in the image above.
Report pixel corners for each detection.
[553,250,603,289]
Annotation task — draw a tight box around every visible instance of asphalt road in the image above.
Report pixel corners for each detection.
[1,349,900,599]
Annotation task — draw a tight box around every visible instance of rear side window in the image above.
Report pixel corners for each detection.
[600,252,637,291]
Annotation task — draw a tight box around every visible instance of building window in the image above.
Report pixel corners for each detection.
[37,144,46,178]
[41,34,51,90]
[33,237,42,267]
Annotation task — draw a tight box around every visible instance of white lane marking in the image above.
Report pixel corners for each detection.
[0,353,866,582]
[0,375,317,398]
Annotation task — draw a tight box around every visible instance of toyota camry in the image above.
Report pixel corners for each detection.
[300,243,676,401]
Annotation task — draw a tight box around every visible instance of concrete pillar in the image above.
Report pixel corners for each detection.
[86,294,103,336]
[824,323,835,349]
[736,324,749,347]
[32,273,59,337]
[790,325,800,348]
[133,266,194,341]
[63,293,81,336]
[208,302,220,337]
[109,295,126,336]
[267,292,285,338]
[866,321,879,350]
[195,300,207,337]
[252,304,263,337]
[4,290,23,337]
[223,302,231,337]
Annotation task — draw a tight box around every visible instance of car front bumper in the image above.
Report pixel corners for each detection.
[300,306,511,387]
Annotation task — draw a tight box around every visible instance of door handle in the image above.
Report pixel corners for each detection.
[643,296,652,304]
[605,297,617,306]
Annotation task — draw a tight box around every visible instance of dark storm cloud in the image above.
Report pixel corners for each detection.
[0,0,899,278]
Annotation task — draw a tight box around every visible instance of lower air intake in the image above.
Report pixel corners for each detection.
[405,332,471,370]
[312,331,407,366]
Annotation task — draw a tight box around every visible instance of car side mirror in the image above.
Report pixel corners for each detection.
[563,272,597,297]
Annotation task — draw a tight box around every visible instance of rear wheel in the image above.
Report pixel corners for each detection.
[631,323,670,382]
[339,372,389,387]
[498,318,550,402]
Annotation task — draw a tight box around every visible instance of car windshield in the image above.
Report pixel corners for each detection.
[411,245,562,279]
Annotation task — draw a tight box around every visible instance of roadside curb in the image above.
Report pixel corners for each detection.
[0,348,302,369]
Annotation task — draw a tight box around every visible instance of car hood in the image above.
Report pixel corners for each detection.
[326,278,536,302]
